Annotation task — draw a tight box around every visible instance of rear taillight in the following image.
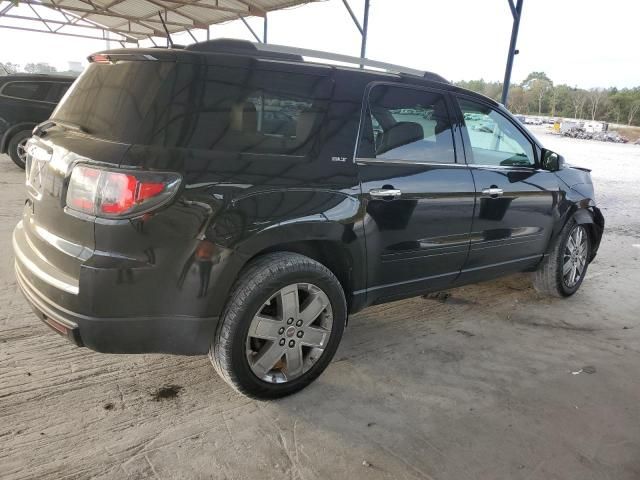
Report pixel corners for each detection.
[66,165,180,218]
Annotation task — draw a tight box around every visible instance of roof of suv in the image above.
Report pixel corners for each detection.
[93,39,501,108]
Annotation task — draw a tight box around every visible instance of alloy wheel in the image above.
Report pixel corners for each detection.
[245,283,333,384]
[16,138,28,164]
[563,225,588,288]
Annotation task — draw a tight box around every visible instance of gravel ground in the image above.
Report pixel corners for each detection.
[1,132,640,480]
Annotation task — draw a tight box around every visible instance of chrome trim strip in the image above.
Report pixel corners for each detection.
[355,157,467,167]
[356,157,538,170]
[13,222,79,295]
[459,254,542,273]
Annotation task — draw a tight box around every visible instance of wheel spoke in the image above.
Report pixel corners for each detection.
[279,284,300,322]
[249,315,282,340]
[301,326,329,348]
[251,342,286,378]
[285,345,304,379]
[300,291,329,326]
[578,242,588,257]
[563,259,573,276]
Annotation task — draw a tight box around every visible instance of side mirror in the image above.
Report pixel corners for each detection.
[541,149,565,171]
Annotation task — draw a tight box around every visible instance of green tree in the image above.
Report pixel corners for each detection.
[24,62,57,74]
[628,100,640,126]
[522,72,553,115]
[587,88,608,120]
[1,62,20,74]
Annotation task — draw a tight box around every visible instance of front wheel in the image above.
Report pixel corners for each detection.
[210,252,347,399]
[533,219,591,297]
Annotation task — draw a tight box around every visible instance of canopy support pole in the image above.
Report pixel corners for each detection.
[240,16,262,43]
[341,0,370,68]
[263,12,267,43]
[501,0,524,106]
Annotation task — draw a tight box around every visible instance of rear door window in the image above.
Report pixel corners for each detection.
[46,82,72,103]
[148,66,332,155]
[1,81,51,101]
[358,84,456,163]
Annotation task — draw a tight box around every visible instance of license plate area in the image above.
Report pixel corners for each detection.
[25,142,52,200]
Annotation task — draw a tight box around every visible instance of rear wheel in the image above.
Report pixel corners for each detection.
[533,218,591,297]
[8,130,31,169]
[210,252,347,399]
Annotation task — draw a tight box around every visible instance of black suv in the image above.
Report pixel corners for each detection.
[0,73,75,168]
[13,40,604,398]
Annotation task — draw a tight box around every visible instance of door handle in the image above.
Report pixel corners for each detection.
[369,188,402,200]
[481,187,504,197]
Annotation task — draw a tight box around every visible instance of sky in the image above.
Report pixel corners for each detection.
[0,0,638,88]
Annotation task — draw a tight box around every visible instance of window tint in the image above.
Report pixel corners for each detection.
[149,68,330,155]
[459,98,535,167]
[47,82,72,103]
[54,61,175,143]
[54,62,331,156]
[360,85,455,163]
[1,81,50,101]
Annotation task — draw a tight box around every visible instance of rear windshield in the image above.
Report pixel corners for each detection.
[53,60,332,156]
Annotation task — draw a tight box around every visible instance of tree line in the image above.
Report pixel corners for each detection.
[1,61,77,77]
[456,72,640,126]
[3,62,639,126]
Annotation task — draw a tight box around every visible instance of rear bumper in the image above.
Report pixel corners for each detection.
[15,259,217,355]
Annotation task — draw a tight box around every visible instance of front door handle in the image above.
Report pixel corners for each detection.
[369,188,402,200]
[481,187,504,198]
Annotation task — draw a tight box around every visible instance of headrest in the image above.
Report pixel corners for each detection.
[296,109,318,143]
[242,103,257,133]
[377,121,424,154]
[230,101,257,132]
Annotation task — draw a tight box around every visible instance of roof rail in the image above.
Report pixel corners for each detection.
[185,39,449,83]
[254,43,445,80]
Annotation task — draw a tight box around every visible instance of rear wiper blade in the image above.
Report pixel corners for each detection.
[34,120,87,137]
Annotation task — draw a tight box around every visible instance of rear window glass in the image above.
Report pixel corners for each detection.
[53,61,332,156]
[1,81,50,101]
[53,61,173,143]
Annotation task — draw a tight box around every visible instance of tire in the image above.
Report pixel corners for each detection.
[210,252,347,399]
[8,130,32,169]
[533,218,591,297]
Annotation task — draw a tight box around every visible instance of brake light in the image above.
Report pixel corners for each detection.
[89,54,112,64]
[66,165,181,218]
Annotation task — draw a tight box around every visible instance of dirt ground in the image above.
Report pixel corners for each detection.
[1,129,640,480]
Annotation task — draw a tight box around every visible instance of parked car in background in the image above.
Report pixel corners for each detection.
[0,74,75,168]
[14,40,604,399]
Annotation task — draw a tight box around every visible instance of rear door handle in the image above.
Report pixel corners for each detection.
[481,187,504,197]
[369,188,402,200]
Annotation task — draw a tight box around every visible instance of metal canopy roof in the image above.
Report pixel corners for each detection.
[0,0,316,43]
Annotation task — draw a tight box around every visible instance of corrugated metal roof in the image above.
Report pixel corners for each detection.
[0,0,318,42]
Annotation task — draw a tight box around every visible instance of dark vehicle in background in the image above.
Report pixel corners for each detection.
[13,40,604,399]
[0,74,74,168]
